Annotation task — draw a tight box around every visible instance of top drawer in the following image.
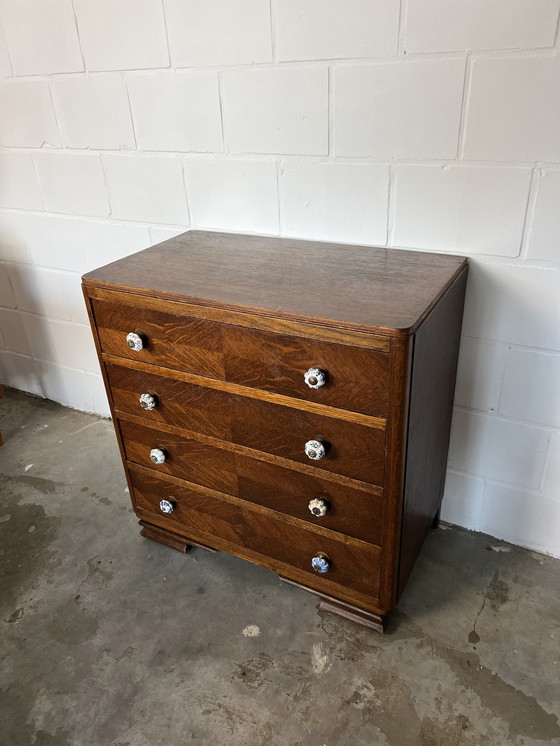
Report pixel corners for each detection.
[90,297,389,417]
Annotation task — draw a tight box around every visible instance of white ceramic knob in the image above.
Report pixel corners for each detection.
[150,447,166,464]
[159,498,175,515]
[311,552,331,574]
[126,332,144,352]
[304,439,326,461]
[139,393,157,411]
[308,498,328,517]
[304,367,327,389]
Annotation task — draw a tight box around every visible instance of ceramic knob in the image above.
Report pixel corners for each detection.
[159,498,175,515]
[311,552,331,574]
[308,498,328,517]
[304,439,326,461]
[304,367,327,389]
[126,332,145,352]
[150,447,167,464]
[139,393,157,410]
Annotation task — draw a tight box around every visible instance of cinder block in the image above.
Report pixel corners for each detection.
[222,67,328,155]
[165,0,272,67]
[276,0,398,60]
[34,153,110,217]
[455,338,507,412]
[0,212,30,263]
[0,81,59,147]
[0,0,83,75]
[499,348,560,427]
[280,161,388,245]
[448,409,551,489]
[393,164,531,256]
[81,221,151,272]
[0,263,16,308]
[527,170,560,262]
[149,226,186,245]
[0,153,43,211]
[405,0,560,53]
[335,59,464,158]
[480,483,560,555]
[0,351,42,397]
[35,359,93,411]
[63,272,89,324]
[0,308,30,355]
[543,433,559,500]
[51,77,135,150]
[103,155,189,224]
[7,264,70,320]
[0,26,12,78]
[440,469,484,530]
[18,214,89,273]
[86,372,111,418]
[462,262,560,350]
[128,72,223,152]
[40,318,100,373]
[464,55,560,162]
[184,159,279,234]
[73,0,168,71]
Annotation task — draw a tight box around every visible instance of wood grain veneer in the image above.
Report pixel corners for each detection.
[83,230,468,632]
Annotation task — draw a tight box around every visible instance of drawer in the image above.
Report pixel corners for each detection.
[108,363,385,485]
[119,419,384,545]
[130,468,381,600]
[91,297,389,417]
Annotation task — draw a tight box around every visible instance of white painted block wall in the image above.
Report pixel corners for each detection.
[0,0,559,557]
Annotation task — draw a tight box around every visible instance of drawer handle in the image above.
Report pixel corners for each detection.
[304,439,326,461]
[311,552,331,574]
[126,331,145,352]
[159,498,175,515]
[139,393,157,411]
[308,498,329,517]
[150,447,167,464]
[304,367,326,389]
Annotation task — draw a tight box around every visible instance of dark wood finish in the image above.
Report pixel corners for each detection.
[91,297,389,416]
[130,468,381,601]
[398,269,468,597]
[139,520,217,553]
[107,362,386,485]
[86,286,391,351]
[83,230,466,336]
[82,230,468,633]
[119,418,384,544]
[279,576,386,632]
[139,520,192,553]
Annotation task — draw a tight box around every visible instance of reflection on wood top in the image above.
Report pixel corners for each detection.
[82,230,467,336]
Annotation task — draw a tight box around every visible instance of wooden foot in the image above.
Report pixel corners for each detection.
[279,575,387,633]
[431,509,441,529]
[139,521,192,553]
[139,521,218,554]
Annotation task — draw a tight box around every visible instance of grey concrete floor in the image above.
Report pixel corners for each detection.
[1,388,559,746]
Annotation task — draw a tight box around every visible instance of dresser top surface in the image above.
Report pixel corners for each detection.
[82,231,467,336]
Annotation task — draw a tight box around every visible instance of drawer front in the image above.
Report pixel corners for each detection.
[119,419,383,545]
[92,298,389,417]
[130,468,381,599]
[108,363,385,485]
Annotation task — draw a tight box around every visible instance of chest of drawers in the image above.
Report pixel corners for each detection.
[82,231,467,633]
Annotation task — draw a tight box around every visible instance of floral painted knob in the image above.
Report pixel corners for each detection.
[304,439,326,461]
[126,332,145,352]
[150,447,167,464]
[304,367,326,389]
[308,498,328,517]
[139,393,157,410]
[159,498,175,515]
[311,552,331,574]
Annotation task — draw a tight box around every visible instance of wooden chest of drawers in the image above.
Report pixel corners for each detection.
[82,231,467,632]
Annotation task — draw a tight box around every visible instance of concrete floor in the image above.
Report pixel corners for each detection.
[1,388,559,746]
